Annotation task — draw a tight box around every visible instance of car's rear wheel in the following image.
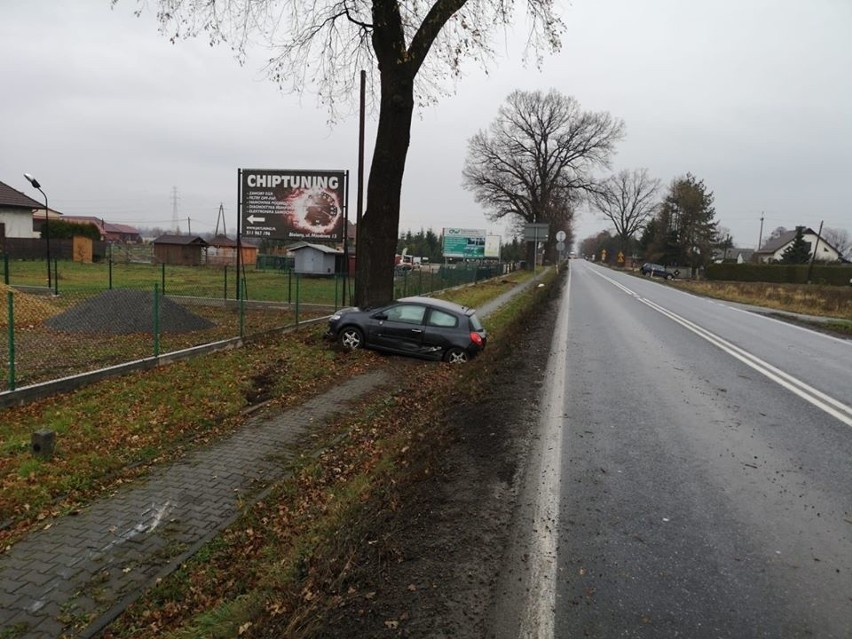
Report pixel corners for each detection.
[338,326,364,351]
[443,347,469,364]
[665,273,674,280]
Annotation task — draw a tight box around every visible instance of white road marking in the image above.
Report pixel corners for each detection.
[592,269,852,428]
[518,267,572,638]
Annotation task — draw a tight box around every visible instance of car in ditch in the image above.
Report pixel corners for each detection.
[326,296,487,363]
[640,262,677,280]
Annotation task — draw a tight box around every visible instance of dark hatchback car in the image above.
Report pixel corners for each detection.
[640,262,676,280]
[326,296,487,363]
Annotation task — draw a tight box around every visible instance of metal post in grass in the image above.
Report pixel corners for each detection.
[53,259,59,295]
[3,253,8,285]
[224,265,228,300]
[7,291,15,391]
[288,267,292,304]
[23,173,51,289]
[108,244,113,290]
[295,272,300,325]
[161,263,166,296]
[239,292,245,337]
[153,283,160,357]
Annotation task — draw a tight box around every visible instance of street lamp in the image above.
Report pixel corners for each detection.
[24,173,51,289]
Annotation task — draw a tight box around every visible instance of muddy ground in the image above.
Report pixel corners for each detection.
[309,278,564,638]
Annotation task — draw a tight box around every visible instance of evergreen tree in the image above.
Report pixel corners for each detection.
[647,173,718,274]
[781,226,812,264]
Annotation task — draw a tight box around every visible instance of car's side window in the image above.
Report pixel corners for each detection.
[386,304,426,325]
[427,309,458,328]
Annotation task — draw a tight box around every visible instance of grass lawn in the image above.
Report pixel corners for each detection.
[0,269,537,550]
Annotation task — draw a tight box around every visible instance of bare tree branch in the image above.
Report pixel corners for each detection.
[462,90,624,230]
[589,168,660,251]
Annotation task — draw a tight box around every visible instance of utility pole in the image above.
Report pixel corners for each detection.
[171,186,180,233]
[757,212,765,250]
[214,203,226,236]
[187,217,191,235]
[806,220,824,284]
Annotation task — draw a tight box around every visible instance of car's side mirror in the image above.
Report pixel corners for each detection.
[372,312,388,320]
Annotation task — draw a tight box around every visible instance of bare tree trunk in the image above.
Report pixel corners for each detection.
[355,69,415,306]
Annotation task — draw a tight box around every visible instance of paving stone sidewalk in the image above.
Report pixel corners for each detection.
[0,270,548,638]
[0,370,390,639]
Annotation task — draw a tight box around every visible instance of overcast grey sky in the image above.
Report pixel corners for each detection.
[2,0,850,249]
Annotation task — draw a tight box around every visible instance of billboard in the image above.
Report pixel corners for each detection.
[239,169,347,241]
[485,235,502,259]
[442,228,487,259]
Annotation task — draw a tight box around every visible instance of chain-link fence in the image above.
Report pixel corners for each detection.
[1,258,351,390]
[1,257,509,390]
[393,263,506,298]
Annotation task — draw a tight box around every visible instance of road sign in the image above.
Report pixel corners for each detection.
[556,230,566,242]
[524,223,549,242]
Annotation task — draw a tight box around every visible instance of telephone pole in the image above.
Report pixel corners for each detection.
[171,187,180,233]
[757,212,765,250]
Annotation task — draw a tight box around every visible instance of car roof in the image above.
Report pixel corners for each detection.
[397,296,476,316]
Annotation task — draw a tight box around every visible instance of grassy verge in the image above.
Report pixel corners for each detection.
[89,269,556,638]
[0,270,538,550]
[671,279,852,321]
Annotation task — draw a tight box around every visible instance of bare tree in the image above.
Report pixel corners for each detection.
[120,0,564,305]
[462,90,624,265]
[589,168,660,253]
[823,226,850,259]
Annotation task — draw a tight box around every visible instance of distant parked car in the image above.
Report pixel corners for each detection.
[640,263,676,280]
[326,296,487,363]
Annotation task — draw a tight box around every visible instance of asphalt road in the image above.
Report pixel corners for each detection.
[495,260,852,638]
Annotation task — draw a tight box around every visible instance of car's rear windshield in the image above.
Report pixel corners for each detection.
[469,313,484,331]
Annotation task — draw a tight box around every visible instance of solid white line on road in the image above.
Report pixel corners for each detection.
[517,266,573,638]
[592,270,852,428]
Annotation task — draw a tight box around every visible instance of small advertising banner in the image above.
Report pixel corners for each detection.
[442,228,487,259]
[485,234,502,259]
[239,169,347,241]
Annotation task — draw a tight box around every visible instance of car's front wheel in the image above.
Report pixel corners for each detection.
[443,347,469,364]
[338,326,364,351]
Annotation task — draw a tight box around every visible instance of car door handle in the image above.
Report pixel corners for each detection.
[411,329,423,333]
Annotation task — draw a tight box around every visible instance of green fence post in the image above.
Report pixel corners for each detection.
[153,283,160,358]
[239,293,245,338]
[7,291,15,391]
[295,272,300,325]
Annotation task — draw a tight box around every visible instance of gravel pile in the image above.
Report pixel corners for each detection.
[46,289,215,335]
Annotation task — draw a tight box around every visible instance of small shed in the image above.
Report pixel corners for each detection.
[153,234,209,266]
[207,234,258,267]
[288,242,343,275]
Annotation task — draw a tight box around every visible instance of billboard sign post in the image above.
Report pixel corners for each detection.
[239,169,347,242]
[442,228,487,259]
[524,223,549,271]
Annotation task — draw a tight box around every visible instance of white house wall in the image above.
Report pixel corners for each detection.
[0,209,37,238]
[766,232,841,263]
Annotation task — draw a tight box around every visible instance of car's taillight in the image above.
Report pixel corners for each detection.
[470,332,484,347]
